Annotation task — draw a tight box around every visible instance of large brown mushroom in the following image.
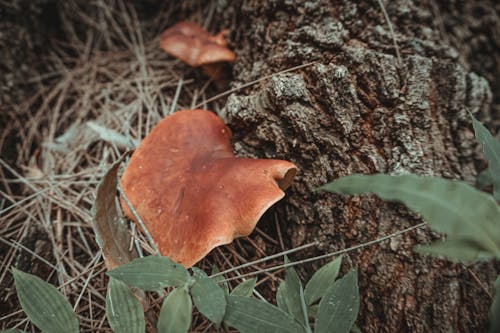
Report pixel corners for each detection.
[159,22,235,80]
[120,109,297,267]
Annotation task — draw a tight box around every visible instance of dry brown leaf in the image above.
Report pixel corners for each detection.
[92,151,137,270]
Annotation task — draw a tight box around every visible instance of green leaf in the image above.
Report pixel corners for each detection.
[107,256,189,291]
[315,270,359,333]
[91,151,138,270]
[477,168,493,190]
[281,257,308,327]
[276,281,289,312]
[191,267,208,279]
[106,277,145,333]
[351,324,363,333]
[12,268,79,333]
[490,275,500,333]
[158,288,192,333]
[471,114,500,200]
[191,276,226,327]
[231,278,257,297]
[304,256,342,306]
[211,265,229,295]
[224,295,305,333]
[320,174,500,261]
[0,329,27,333]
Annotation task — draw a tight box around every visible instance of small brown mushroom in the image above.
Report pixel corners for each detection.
[120,110,297,267]
[159,22,235,80]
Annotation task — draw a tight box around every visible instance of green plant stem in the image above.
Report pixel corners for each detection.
[118,185,161,256]
[220,222,427,283]
[210,242,318,278]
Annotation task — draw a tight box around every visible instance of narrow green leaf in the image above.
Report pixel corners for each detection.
[211,265,229,295]
[415,239,489,260]
[490,275,500,333]
[231,278,257,297]
[282,257,308,327]
[0,329,27,333]
[471,114,500,200]
[106,277,145,333]
[107,256,189,291]
[315,270,359,333]
[191,276,226,327]
[320,174,500,260]
[157,288,192,333]
[304,256,342,306]
[276,281,289,312]
[224,295,305,333]
[12,268,78,333]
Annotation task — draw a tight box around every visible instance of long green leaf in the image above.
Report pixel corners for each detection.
[191,276,226,327]
[304,256,342,306]
[106,277,145,333]
[320,174,500,260]
[211,265,229,295]
[224,295,305,333]
[282,257,308,327]
[315,270,359,333]
[231,278,257,297]
[276,281,289,312]
[471,114,500,200]
[107,256,189,291]
[490,275,500,333]
[12,268,78,333]
[157,288,192,333]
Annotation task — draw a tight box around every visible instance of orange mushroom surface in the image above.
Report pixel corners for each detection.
[120,110,297,267]
[159,21,235,68]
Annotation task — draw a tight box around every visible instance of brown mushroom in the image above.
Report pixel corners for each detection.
[159,22,235,81]
[120,109,297,267]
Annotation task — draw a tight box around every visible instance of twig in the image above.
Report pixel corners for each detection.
[219,222,427,282]
[376,0,402,68]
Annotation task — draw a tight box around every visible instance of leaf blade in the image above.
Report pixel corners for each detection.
[315,270,359,333]
[282,258,308,327]
[12,268,78,333]
[320,174,500,260]
[106,277,145,333]
[224,295,305,333]
[471,114,500,200]
[231,278,257,297]
[107,256,189,291]
[304,256,342,306]
[191,276,227,327]
[157,288,192,333]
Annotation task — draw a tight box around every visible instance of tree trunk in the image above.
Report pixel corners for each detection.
[216,1,500,332]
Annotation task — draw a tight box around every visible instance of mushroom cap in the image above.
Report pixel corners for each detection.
[159,22,236,67]
[120,109,297,267]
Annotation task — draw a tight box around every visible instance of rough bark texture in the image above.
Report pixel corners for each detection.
[215,0,499,332]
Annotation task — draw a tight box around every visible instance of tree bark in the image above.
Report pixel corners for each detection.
[216,0,500,332]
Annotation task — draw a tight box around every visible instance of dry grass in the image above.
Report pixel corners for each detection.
[0,2,292,331]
